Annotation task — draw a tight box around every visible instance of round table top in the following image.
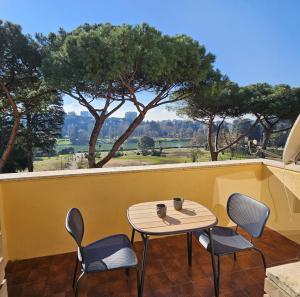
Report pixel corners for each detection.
[127,199,217,235]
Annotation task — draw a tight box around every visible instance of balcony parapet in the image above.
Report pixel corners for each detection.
[0,159,266,181]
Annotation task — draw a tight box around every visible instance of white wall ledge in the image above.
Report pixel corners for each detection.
[0,158,299,182]
[0,159,264,182]
[263,159,300,173]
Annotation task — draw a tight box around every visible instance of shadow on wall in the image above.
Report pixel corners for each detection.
[261,165,300,244]
[211,164,262,226]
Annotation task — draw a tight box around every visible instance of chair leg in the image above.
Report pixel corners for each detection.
[136,267,140,297]
[126,230,136,276]
[217,255,221,295]
[233,252,237,261]
[208,228,219,297]
[74,271,85,297]
[72,258,79,288]
[218,255,221,288]
[253,247,267,270]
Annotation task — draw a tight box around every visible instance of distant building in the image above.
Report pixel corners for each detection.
[80,111,91,118]
[125,111,138,121]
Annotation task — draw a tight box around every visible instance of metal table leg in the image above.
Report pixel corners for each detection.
[140,233,149,297]
[131,228,136,245]
[187,232,192,266]
[208,228,219,297]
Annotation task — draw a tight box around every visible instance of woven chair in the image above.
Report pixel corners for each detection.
[193,193,270,295]
[65,208,139,297]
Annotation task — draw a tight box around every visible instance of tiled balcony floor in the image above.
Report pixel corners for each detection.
[6,228,300,297]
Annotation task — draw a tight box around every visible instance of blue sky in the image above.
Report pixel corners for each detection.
[2,0,300,120]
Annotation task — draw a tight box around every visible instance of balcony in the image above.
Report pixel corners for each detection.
[0,159,299,296]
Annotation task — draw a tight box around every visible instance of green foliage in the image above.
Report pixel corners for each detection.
[177,72,245,121]
[41,22,215,167]
[242,83,300,121]
[0,20,62,171]
[23,95,65,159]
[58,147,75,155]
[42,23,214,91]
[0,20,47,109]
[175,71,253,161]
[232,118,262,142]
[241,83,300,149]
[113,150,124,158]
[138,136,155,155]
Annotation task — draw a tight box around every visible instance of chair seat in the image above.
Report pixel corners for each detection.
[82,234,138,272]
[194,226,254,255]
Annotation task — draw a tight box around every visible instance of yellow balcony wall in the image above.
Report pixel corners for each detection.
[0,159,298,261]
[0,183,8,265]
[261,160,300,243]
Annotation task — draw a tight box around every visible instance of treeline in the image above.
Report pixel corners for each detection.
[176,78,300,160]
[64,112,204,144]
[64,112,289,151]
[1,20,300,173]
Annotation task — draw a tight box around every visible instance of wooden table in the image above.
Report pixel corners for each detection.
[127,199,218,297]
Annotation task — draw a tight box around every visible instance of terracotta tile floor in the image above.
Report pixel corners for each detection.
[6,228,300,297]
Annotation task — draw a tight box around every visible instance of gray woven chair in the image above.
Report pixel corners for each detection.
[193,193,270,295]
[65,208,139,297]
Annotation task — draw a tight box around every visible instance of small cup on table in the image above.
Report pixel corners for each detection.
[156,203,167,218]
[173,197,184,210]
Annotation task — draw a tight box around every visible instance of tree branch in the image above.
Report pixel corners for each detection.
[153,92,189,107]
[146,84,173,110]
[119,75,145,113]
[273,126,292,134]
[0,81,21,172]
[215,118,225,151]
[217,118,260,153]
[64,90,100,119]
[106,98,125,118]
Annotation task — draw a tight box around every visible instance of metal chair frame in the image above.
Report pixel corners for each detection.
[65,208,140,297]
[193,193,270,296]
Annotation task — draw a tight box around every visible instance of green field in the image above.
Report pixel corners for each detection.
[55,138,193,153]
[33,137,253,172]
[33,147,250,172]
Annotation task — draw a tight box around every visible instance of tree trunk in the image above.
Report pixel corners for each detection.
[210,151,219,161]
[88,117,104,168]
[26,113,34,172]
[207,116,218,161]
[260,128,272,158]
[0,82,21,173]
[262,128,272,151]
[0,115,20,173]
[96,112,146,167]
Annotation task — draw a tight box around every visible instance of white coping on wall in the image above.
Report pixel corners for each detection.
[263,159,300,173]
[0,159,298,182]
[0,159,263,181]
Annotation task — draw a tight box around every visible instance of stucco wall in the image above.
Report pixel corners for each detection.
[0,161,262,260]
[261,163,300,243]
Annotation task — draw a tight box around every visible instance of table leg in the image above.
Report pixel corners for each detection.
[140,233,149,297]
[187,232,192,266]
[208,228,219,297]
[131,228,136,245]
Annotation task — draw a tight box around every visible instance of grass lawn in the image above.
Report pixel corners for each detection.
[33,147,250,172]
[55,138,193,153]
[120,154,191,165]
[33,155,72,171]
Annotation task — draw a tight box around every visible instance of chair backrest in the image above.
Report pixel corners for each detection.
[227,193,270,238]
[65,208,84,247]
